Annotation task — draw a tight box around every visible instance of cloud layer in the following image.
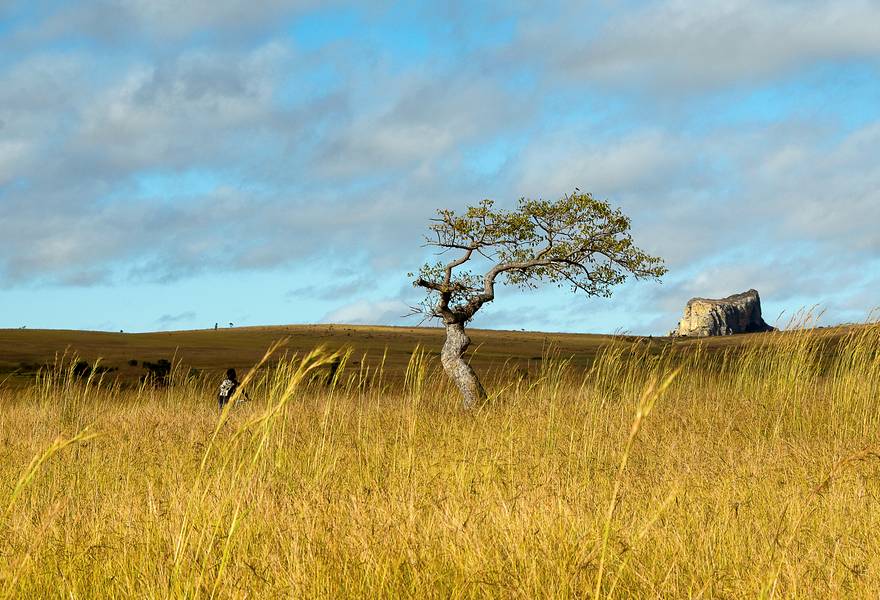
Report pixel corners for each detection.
[2,0,878,332]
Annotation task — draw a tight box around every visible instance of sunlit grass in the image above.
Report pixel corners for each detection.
[2,323,880,597]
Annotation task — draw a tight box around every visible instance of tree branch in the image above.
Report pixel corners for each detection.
[414,191,667,325]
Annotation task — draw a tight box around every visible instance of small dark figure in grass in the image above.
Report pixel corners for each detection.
[218,368,249,410]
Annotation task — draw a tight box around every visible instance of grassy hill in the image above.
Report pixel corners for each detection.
[0,323,857,387]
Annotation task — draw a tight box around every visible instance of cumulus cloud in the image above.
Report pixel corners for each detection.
[0,21,524,287]
[743,121,880,253]
[71,43,310,176]
[313,73,533,178]
[512,0,880,92]
[517,130,687,197]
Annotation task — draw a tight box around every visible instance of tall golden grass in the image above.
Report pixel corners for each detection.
[2,322,880,598]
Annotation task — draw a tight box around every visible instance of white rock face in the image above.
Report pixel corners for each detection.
[671,289,775,337]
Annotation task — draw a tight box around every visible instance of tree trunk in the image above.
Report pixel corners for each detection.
[441,322,487,409]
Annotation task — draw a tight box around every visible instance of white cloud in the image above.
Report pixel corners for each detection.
[745,121,880,252]
[157,310,197,325]
[313,73,532,178]
[514,0,880,92]
[1,0,879,334]
[120,0,309,35]
[321,299,412,325]
[18,0,330,45]
[72,43,298,174]
[0,140,33,185]
[516,130,692,198]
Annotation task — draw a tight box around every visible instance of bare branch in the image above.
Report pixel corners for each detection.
[443,248,474,286]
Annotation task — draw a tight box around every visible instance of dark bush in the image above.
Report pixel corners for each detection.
[73,361,92,380]
[141,359,172,386]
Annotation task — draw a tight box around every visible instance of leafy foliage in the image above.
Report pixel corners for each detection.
[413,191,667,323]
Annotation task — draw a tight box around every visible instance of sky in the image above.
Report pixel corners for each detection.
[1,0,878,334]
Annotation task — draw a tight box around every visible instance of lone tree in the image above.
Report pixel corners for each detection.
[413,191,666,408]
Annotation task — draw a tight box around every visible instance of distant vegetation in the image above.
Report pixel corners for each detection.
[70,360,116,380]
[140,359,172,386]
[2,323,880,596]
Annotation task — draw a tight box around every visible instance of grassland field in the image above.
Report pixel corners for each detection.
[1,322,879,598]
[0,323,858,387]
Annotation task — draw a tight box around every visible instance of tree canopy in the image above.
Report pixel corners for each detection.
[413,192,667,325]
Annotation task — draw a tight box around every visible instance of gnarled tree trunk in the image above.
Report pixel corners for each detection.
[441,322,487,409]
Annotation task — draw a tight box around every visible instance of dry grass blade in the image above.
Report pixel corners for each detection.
[0,323,878,597]
[594,368,680,600]
[3,427,99,521]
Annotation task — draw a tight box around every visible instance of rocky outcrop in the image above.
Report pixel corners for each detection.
[670,289,775,337]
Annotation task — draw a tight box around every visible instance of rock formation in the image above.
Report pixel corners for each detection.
[670,289,775,337]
